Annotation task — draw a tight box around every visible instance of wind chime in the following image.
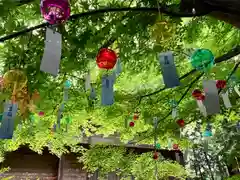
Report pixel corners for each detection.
[158,51,181,148]
[203,122,212,137]
[158,51,180,110]
[40,0,70,76]
[96,48,117,105]
[54,80,71,133]
[0,70,27,139]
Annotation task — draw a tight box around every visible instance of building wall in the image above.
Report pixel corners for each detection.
[0,147,58,180]
[59,154,87,180]
[0,146,184,180]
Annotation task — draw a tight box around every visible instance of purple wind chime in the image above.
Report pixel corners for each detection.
[40,0,70,76]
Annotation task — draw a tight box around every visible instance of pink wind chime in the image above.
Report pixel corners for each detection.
[40,0,70,25]
[40,0,71,76]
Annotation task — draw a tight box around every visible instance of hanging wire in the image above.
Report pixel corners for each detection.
[156,0,162,21]
[153,117,158,180]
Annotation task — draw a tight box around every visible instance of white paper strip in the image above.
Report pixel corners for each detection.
[172,108,177,119]
[221,91,232,108]
[115,58,122,76]
[197,100,207,117]
[234,86,240,96]
[175,152,180,163]
[85,73,91,91]
[168,139,172,149]
[40,28,62,76]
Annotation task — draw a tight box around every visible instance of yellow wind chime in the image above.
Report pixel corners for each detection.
[2,69,39,119]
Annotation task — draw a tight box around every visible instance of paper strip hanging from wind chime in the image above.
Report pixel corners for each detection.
[115,58,122,77]
[203,80,220,115]
[228,75,240,96]
[158,51,180,88]
[169,99,178,119]
[40,27,62,76]
[56,80,71,131]
[203,121,212,151]
[85,72,91,91]
[216,80,232,108]
[0,101,18,139]
[101,74,115,106]
[84,72,96,100]
[167,138,172,149]
[236,121,240,131]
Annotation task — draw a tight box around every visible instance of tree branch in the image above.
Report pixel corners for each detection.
[0,6,208,42]
[129,73,203,144]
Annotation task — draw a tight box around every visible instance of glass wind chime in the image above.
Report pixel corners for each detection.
[40,0,70,76]
[40,0,70,25]
[189,49,236,140]
[84,48,121,106]
[0,70,28,139]
[191,49,233,115]
[96,48,117,106]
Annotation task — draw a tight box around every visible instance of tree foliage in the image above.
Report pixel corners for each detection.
[0,0,240,178]
[79,145,189,179]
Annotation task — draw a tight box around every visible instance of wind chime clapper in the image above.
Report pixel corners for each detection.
[84,72,96,109]
[169,99,178,119]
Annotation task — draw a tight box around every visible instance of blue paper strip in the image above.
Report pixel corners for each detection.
[53,124,57,132]
[90,86,96,100]
[159,51,180,88]
[40,28,62,76]
[0,102,18,139]
[101,74,114,106]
